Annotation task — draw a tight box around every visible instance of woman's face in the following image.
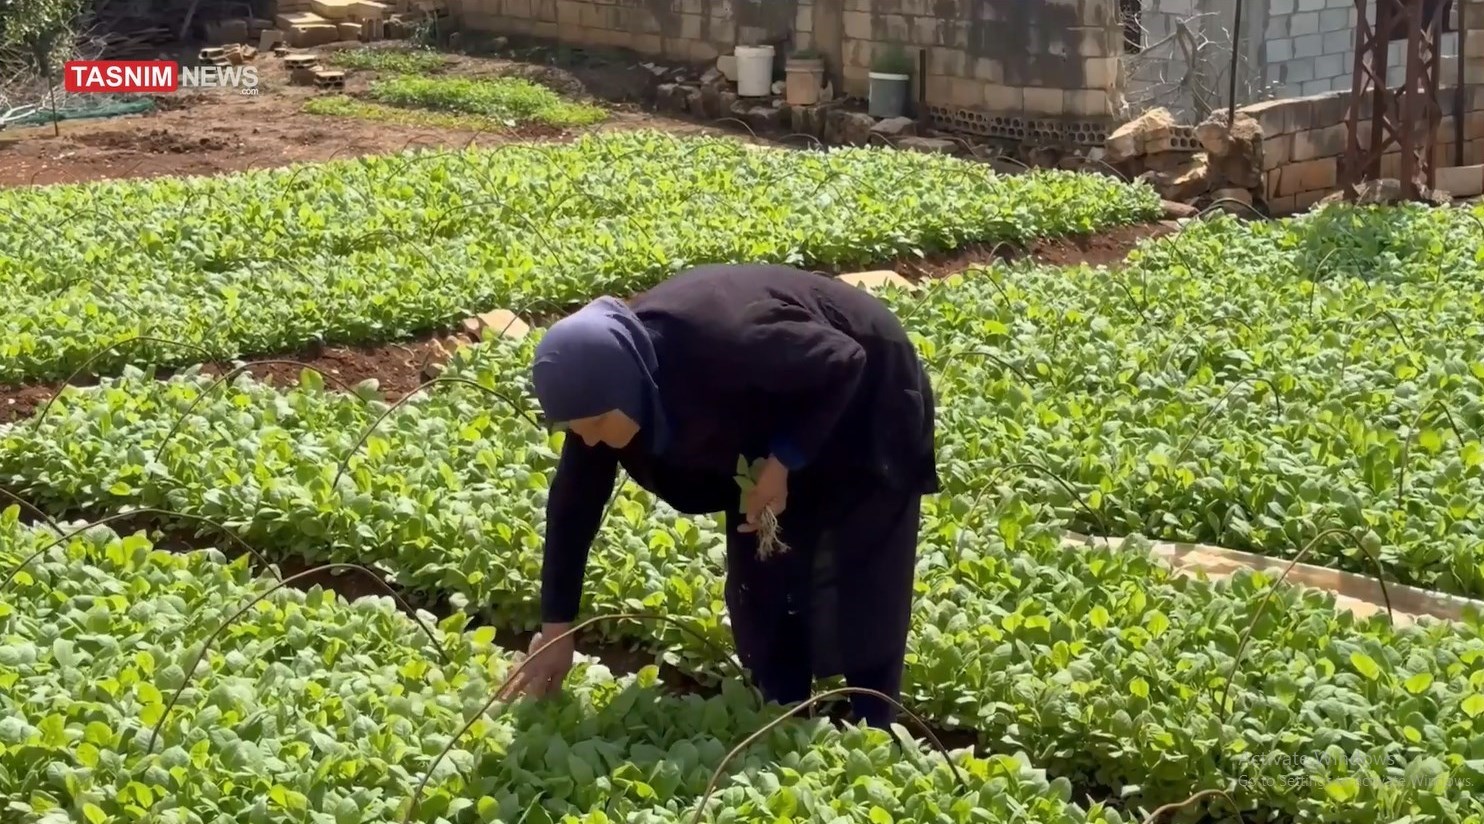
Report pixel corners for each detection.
[565,409,639,449]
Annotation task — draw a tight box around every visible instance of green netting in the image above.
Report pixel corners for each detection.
[9,97,155,125]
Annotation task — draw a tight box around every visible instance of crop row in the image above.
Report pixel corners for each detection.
[873,205,1484,598]
[0,130,1160,386]
[0,515,1102,824]
[5,324,1484,818]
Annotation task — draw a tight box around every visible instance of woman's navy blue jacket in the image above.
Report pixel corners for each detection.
[540,263,938,623]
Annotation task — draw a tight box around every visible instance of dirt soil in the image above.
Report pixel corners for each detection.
[0,42,726,188]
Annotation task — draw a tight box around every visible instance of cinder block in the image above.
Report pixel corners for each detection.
[1292,124,1348,161]
[1293,33,1323,58]
[1242,98,1295,136]
[1290,11,1321,36]
[1263,134,1293,170]
[924,75,953,106]
[983,83,1024,112]
[843,11,871,39]
[1267,166,1284,200]
[1467,57,1484,84]
[1023,87,1065,116]
[1279,157,1337,195]
[1073,26,1108,56]
[1318,8,1350,32]
[973,57,1002,83]
[929,48,967,76]
[276,11,327,29]
[555,1,580,27]
[289,22,341,46]
[1083,56,1118,90]
[351,0,390,18]
[1380,152,1402,179]
[948,77,981,108]
[1067,89,1109,117]
[795,4,812,33]
[708,14,736,43]
[311,0,358,19]
[878,13,909,42]
[1314,53,1346,81]
[911,16,940,46]
[1284,57,1317,83]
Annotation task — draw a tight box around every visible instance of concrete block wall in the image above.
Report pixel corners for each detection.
[1260,0,1464,98]
[453,0,1129,121]
[452,0,798,64]
[1244,82,1484,214]
[835,0,1125,119]
[1464,0,1484,85]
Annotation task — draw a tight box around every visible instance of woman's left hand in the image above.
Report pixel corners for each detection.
[739,456,788,533]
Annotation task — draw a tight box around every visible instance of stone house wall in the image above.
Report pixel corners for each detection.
[451,0,1129,123]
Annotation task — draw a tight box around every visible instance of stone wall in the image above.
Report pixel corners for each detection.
[451,0,798,63]
[1245,82,1484,214]
[452,0,1128,120]
[829,0,1124,119]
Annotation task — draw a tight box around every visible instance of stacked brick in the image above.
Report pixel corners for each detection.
[1246,84,1484,214]
[1467,0,1484,86]
[838,0,1122,118]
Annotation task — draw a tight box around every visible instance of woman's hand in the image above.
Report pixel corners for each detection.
[739,456,789,533]
[498,622,576,700]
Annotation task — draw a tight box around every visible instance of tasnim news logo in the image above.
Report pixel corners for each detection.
[63,60,259,95]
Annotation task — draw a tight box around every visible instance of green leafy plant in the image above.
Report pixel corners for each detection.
[0,131,1160,385]
[365,74,608,127]
[323,45,450,74]
[734,456,788,558]
[0,512,1124,823]
[872,45,913,75]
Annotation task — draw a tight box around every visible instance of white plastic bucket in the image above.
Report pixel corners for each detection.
[735,45,775,97]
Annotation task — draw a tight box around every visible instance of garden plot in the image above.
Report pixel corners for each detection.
[882,204,1484,598]
[1,517,1102,823]
[7,203,1484,820]
[0,130,1159,388]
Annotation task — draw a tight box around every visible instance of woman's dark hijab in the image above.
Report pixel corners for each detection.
[531,296,668,448]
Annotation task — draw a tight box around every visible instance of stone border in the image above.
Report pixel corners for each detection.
[1064,531,1484,628]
